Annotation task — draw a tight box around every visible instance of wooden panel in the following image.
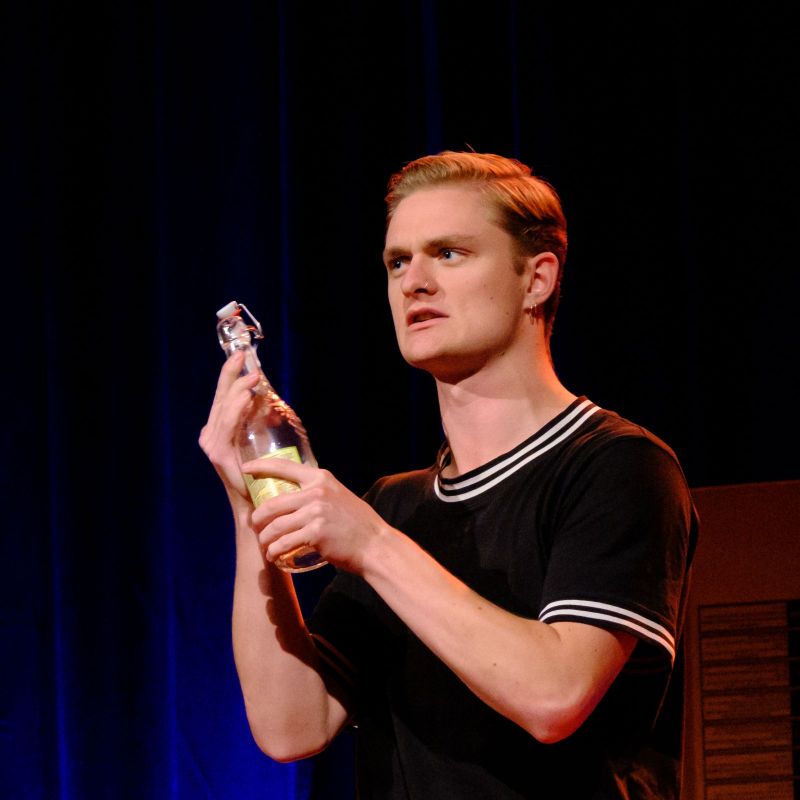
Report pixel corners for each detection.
[704,749,792,781]
[696,598,798,798]
[700,631,788,663]
[706,780,795,800]
[683,481,800,800]
[702,660,789,692]
[701,689,791,721]
[704,719,792,750]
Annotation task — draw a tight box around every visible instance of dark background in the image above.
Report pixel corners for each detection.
[3,1,798,798]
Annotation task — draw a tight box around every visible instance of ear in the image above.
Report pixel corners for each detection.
[522,251,560,309]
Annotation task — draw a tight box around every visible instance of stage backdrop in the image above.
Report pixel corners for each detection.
[3,1,798,798]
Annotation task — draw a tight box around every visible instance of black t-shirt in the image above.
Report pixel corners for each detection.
[309,398,698,799]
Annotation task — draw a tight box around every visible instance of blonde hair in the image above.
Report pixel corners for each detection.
[385,151,567,337]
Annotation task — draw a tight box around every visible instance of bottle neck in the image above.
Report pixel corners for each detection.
[217,314,278,397]
[223,341,275,395]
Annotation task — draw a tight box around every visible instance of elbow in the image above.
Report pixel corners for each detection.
[254,741,325,764]
[250,726,330,764]
[520,691,593,745]
[526,716,581,745]
[245,708,332,763]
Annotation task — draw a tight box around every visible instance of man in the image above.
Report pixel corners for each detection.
[200,152,697,798]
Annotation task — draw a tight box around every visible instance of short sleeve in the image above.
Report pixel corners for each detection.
[307,569,379,689]
[538,436,696,663]
[307,478,403,690]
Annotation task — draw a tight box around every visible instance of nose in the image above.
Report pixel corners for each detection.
[400,255,436,297]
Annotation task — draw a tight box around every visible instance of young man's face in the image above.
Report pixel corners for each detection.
[383,184,531,382]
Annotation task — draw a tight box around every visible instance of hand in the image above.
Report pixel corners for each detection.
[199,350,261,508]
[243,458,391,575]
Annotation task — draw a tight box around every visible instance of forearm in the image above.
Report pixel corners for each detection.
[231,501,348,761]
[244,460,634,743]
[361,524,631,743]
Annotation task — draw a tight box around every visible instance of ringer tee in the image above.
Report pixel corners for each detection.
[309,397,698,799]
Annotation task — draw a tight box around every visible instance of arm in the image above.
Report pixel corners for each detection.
[248,459,638,745]
[359,530,635,743]
[199,352,350,762]
[229,508,351,761]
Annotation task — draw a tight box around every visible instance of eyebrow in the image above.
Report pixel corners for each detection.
[382,234,479,261]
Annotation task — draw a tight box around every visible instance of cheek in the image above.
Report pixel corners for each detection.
[482,280,524,319]
[387,286,402,315]
[387,293,407,336]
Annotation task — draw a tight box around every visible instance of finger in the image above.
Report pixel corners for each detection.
[210,350,246,412]
[203,380,256,456]
[258,502,314,544]
[257,503,308,554]
[241,457,315,484]
[251,488,308,530]
[201,371,260,461]
[214,372,259,434]
[262,525,320,564]
[206,354,249,432]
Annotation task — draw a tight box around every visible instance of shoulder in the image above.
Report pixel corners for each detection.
[563,407,688,486]
[576,406,680,458]
[363,466,437,522]
[365,467,435,500]
[547,406,697,542]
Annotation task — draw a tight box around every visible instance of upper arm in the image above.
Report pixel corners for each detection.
[307,568,390,731]
[528,438,695,742]
[310,631,358,732]
[549,621,638,697]
[533,620,638,743]
[541,437,695,667]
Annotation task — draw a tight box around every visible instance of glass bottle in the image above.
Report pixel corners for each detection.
[216,300,327,573]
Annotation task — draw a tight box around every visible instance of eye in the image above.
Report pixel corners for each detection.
[386,255,407,273]
[440,248,454,260]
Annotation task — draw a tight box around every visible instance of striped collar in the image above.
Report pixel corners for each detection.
[434,397,601,503]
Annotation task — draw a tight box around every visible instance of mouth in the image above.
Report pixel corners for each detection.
[407,308,446,327]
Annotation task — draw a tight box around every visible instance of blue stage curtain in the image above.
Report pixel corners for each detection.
[3,1,797,798]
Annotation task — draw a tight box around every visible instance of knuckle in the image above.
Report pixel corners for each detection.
[259,525,276,546]
[204,447,220,464]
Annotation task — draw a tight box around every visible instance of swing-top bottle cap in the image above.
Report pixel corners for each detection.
[216,301,239,319]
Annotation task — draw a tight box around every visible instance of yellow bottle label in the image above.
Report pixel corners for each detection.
[243,446,302,507]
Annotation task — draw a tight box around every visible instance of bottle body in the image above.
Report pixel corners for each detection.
[217,304,327,573]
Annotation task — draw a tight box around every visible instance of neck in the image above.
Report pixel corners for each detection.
[435,342,576,476]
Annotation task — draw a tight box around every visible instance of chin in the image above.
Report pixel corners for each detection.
[402,350,482,384]
[401,346,445,371]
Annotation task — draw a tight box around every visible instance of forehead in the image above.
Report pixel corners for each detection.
[385,184,500,246]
